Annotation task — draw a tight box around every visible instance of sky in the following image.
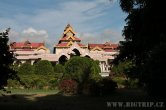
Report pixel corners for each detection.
[0,0,127,51]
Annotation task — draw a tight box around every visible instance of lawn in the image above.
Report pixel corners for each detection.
[0,88,164,110]
[2,88,59,95]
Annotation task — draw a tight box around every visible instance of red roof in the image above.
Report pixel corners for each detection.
[88,44,104,48]
[56,43,68,47]
[104,49,117,52]
[78,43,85,46]
[110,44,119,48]
[59,36,81,41]
[88,42,119,52]
[56,43,85,47]
[10,41,44,49]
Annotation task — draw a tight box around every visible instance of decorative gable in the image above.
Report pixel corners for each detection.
[67,41,73,46]
[55,24,83,48]
[91,46,104,51]
[63,24,76,35]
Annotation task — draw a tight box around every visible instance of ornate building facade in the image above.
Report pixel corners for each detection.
[10,24,119,76]
[10,41,56,65]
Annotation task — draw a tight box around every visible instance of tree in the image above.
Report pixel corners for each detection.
[34,60,54,75]
[89,61,101,82]
[64,57,91,83]
[54,64,65,73]
[64,56,101,83]
[18,63,34,74]
[64,56,102,94]
[112,60,134,77]
[115,0,166,99]
[143,43,166,99]
[0,28,16,89]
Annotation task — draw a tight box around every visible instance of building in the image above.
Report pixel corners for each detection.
[10,40,56,65]
[10,24,119,76]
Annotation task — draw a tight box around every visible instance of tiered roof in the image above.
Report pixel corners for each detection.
[55,24,85,47]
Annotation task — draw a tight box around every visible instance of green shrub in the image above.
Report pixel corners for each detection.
[112,76,126,88]
[34,60,54,75]
[89,62,102,82]
[124,78,139,88]
[18,63,34,74]
[64,56,101,83]
[82,78,117,96]
[54,64,65,73]
[7,74,59,89]
[7,79,21,89]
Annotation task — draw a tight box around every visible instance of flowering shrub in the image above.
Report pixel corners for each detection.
[58,79,78,95]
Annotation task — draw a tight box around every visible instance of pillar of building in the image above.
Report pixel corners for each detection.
[31,60,35,65]
[102,62,104,72]
[21,61,26,64]
[99,62,103,72]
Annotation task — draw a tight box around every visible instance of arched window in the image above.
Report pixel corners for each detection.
[58,55,68,65]
[71,49,81,57]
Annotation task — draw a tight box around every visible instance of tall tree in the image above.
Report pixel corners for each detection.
[0,28,16,89]
[115,0,166,99]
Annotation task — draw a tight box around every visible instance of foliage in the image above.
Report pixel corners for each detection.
[54,64,65,73]
[142,44,166,99]
[112,76,126,88]
[64,57,90,82]
[112,60,135,77]
[7,74,59,89]
[64,56,101,83]
[89,61,101,82]
[116,0,166,99]
[10,64,19,72]
[99,77,117,96]
[122,78,138,89]
[34,60,54,75]
[83,77,117,96]
[18,63,34,74]
[64,57,102,94]
[58,79,78,95]
[0,28,16,89]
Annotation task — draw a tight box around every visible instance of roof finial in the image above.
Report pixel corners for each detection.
[64,23,72,31]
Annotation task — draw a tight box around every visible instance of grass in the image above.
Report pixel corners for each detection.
[3,88,59,95]
[0,88,163,110]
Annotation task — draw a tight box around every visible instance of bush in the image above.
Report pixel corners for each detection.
[99,77,117,96]
[64,56,101,83]
[89,62,102,82]
[124,78,139,88]
[58,79,78,95]
[18,63,34,74]
[54,64,65,73]
[82,80,101,96]
[34,60,54,75]
[112,77,127,88]
[82,78,117,96]
[7,74,59,89]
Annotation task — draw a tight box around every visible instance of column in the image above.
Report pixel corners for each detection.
[31,60,35,65]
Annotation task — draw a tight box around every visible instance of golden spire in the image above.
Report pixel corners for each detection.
[63,24,76,35]
[64,24,72,31]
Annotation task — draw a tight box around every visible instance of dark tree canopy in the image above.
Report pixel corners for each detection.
[0,28,16,89]
[117,0,165,63]
[115,0,166,99]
